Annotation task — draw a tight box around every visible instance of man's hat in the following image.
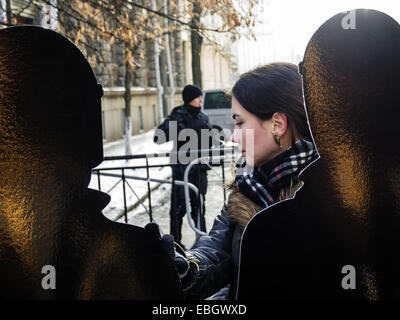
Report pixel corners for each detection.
[182,84,202,104]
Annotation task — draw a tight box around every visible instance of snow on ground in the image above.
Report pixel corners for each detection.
[121,164,234,248]
[89,129,238,249]
[89,129,173,221]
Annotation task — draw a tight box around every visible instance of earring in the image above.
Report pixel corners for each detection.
[273,134,282,148]
[272,124,282,148]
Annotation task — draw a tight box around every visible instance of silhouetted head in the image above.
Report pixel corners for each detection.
[300,9,400,159]
[0,26,103,174]
[299,9,400,229]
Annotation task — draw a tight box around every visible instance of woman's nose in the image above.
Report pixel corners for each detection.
[231,129,240,143]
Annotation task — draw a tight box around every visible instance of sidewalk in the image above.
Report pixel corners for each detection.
[101,129,173,158]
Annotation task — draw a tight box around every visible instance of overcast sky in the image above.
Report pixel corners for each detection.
[236,0,400,73]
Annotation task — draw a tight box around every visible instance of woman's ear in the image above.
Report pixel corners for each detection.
[269,112,288,137]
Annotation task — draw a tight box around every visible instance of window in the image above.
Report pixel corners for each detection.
[138,106,144,131]
[121,110,126,135]
[152,104,157,126]
[203,92,231,110]
[102,111,106,140]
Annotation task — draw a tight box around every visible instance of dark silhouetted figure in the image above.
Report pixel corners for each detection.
[237,9,400,299]
[0,26,182,299]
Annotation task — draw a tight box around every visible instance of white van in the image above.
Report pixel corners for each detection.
[201,89,234,132]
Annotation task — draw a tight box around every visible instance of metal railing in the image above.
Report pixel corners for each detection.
[91,147,238,235]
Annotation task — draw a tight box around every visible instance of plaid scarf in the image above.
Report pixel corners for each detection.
[235,139,318,208]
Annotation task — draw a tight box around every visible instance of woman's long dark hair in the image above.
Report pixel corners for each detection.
[231,62,311,141]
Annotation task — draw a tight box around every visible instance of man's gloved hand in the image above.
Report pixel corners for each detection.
[144,222,194,281]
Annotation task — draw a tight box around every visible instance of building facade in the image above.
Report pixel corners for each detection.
[1,0,237,141]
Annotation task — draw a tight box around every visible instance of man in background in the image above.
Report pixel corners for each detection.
[154,85,211,248]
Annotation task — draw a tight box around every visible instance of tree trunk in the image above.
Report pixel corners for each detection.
[191,3,203,88]
[5,0,12,25]
[163,0,176,113]
[151,0,164,123]
[124,57,133,157]
[160,50,168,116]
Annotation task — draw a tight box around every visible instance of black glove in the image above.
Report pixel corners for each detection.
[144,222,194,280]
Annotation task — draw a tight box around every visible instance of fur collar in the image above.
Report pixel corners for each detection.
[224,180,303,230]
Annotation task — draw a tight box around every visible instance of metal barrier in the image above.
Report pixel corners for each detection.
[91,147,238,235]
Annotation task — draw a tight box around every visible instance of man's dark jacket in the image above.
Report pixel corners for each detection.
[154,104,212,164]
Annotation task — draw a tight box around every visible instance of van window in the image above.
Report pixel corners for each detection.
[203,92,231,110]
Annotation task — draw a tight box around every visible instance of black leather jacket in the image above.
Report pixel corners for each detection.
[183,206,242,300]
[154,104,212,165]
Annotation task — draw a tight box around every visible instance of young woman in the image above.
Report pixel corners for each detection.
[172,62,319,300]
